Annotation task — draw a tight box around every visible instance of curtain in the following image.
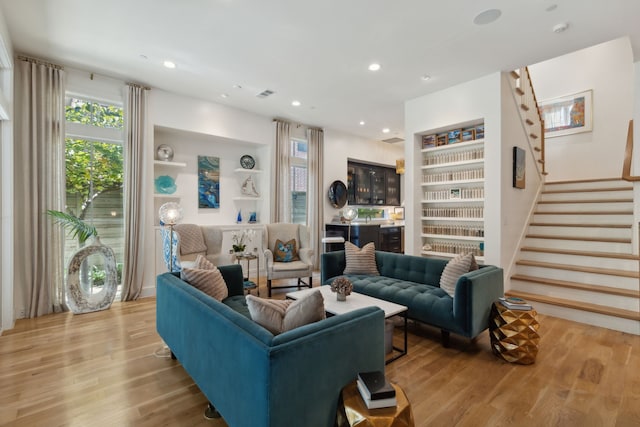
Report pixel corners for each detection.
[14,57,66,317]
[271,120,291,223]
[121,84,148,301]
[307,127,324,268]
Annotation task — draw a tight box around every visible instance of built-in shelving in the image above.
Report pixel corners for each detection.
[419,123,485,259]
[154,160,187,168]
[233,168,263,174]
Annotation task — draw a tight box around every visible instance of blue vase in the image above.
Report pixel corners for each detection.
[237,210,242,223]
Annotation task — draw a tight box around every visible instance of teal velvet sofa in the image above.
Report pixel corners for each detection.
[321,251,504,345]
[156,264,385,427]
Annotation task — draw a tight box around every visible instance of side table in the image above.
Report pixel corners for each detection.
[489,301,540,365]
[234,253,259,296]
[336,381,415,427]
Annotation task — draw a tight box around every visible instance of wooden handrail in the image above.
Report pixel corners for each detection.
[622,120,639,181]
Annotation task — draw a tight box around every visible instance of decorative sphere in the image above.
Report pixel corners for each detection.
[343,207,358,221]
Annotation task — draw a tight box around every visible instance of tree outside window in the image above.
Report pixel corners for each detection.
[290,139,308,224]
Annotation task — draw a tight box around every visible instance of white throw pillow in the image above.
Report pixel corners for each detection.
[439,253,475,298]
[180,266,229,301]
[247,290,326,335]
[343,241,379,275]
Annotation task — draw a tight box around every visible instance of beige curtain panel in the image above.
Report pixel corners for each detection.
[14,57,66,317]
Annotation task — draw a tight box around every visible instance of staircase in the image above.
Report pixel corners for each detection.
[509,178,640,335]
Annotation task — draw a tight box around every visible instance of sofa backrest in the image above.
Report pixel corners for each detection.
[375,251,448,286]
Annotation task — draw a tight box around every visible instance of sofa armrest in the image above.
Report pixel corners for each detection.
[320,250,346,284]
[298,247,314,266]
[263,248,274,269]
[218,264,245,297]
[453,266,504,338]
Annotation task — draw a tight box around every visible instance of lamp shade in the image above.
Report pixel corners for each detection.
[343,207,358,222]
[159,202,183,225]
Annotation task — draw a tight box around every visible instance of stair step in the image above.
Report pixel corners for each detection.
[511,274,640,298]
[510,70,520,79]
[520,246,640,261]
[525,234,631,244]
[515,260,639,278]
[538,198,633,204]
[505,290,640,321]
[515,87,525,96]
[529,133,538,139]
[534,210,633,215]
[529,222,631,229]
[525,118,534,125]
[542,186,633,194]
[520,104,530,112]
[546,177,623,185]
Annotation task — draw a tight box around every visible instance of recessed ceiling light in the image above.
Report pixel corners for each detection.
[220,93,229,98]
[291,100,301,107]
[368,63,381,71]
[546,4,558,12]
[473,9,502,25]
[382,128,390,134]
[163,60,176,69]
[552,22,569,33]
[359,121,365,126]
[421,75,431,81]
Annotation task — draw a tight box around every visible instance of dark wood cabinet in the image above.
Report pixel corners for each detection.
[379,226,403,253]
[325,224,403,254]
[347,161,400,206]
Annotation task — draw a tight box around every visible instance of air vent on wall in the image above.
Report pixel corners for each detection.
[256,89,275,98]
[382,137,404,144]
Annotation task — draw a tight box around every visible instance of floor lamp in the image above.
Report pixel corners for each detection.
[343,207,358,243]
[159,202,183,272]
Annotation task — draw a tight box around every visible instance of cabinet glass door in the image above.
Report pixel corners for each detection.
[385,169,400,206]
[371,167,386,205]
[347,165,356,204]
[355,166,372,204]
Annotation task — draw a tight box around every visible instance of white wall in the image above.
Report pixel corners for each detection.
[0,5,12,333]
[529,37,634,181]
[322,129,404,223]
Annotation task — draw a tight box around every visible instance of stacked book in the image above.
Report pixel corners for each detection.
[356,371,397,409]
[499,296,532,311]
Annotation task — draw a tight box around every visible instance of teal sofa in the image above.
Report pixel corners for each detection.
[156,264,385,427]
[321,251,504,345]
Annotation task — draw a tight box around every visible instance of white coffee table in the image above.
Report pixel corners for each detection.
[286,286,408,363]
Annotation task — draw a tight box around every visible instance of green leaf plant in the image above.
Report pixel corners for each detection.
[46,210,98,244]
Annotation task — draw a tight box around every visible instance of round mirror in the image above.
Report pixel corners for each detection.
[328,180,348,208]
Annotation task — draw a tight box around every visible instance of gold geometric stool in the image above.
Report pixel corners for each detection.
[489,301,540,365]
[336,381,415,427]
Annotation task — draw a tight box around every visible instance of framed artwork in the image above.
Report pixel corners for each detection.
[513,147,525,189]
[436,134,447,146]
[539,90,592,138]
[447,129,462,144]
[422,134,436,148]
[462,128,475,141]
[198,155,220,208]
[449,188,461,199]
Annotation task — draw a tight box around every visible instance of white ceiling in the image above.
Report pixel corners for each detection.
[1,0,640,142]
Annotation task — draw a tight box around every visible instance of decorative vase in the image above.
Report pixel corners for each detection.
[66,236,118,314]
[336,292,347,302]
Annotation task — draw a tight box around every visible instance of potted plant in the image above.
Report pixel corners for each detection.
[231,229,256,256]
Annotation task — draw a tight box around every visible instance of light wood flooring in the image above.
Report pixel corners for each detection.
[1,279,639,427]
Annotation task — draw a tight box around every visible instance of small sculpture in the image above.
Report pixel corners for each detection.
[241,176,260,197]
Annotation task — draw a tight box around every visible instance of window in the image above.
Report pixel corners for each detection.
[64,97,124,292]
[290,138,308,224]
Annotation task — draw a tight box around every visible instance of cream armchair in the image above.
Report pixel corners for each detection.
[263,223,314,297]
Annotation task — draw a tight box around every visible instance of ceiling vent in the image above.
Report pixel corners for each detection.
[256,89,275,98]
[382,137,404,144]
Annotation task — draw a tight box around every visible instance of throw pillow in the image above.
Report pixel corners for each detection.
[343,241,379,275]
[246,290,325,335]
[194,254,215,270]
[273,238,300,262]
[181,266,229,301]
[439,253,474,298]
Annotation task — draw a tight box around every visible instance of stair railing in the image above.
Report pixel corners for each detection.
[622,120,639,181]
[509,67,547,176]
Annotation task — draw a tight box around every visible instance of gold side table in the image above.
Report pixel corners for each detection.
[336,381,415,427]
[489,301,540,365]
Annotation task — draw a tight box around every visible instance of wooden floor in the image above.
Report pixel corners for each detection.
[1,280,639,427]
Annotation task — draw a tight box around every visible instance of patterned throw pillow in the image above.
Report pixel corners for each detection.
[194,254,215,270]
[246,290,325,335]
[273,239,300,262]
[439,253,475,298]
[180,265,229,301]
[343,241,379,275]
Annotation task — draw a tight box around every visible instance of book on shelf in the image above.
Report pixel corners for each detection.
[356,379,397,409]
[357,371,396,400]
[499,297,532,310]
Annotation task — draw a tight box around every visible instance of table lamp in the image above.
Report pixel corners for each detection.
[159,202,183,272]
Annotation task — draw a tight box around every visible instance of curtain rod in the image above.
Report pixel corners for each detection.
[127,82,151,90]
[273,118,323,131]
[17,55,63,70]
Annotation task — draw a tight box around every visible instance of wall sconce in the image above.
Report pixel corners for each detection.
[396,159,405,174]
